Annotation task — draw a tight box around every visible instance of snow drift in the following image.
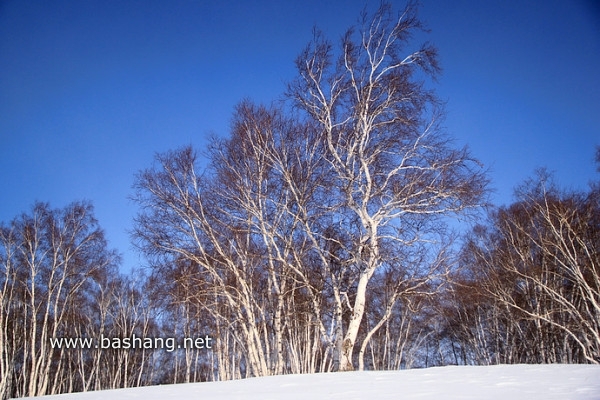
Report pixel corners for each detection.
[27,364,600,399]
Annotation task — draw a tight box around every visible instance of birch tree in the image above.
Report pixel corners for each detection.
[132,1,487,375]
[0,202,119,399]
[287,1,487,370]
[133,145,290,378]
[457,170,600,364]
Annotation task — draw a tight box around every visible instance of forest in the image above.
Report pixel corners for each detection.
[1,3,598,399]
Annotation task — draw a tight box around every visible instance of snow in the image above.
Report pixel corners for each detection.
[27,364,600,400]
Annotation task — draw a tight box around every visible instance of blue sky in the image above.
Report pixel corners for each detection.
[1,0,598,271]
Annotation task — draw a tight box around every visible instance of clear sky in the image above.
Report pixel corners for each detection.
[1,0,599,271]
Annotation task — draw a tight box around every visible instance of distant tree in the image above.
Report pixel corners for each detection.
[0,201,120,399]
[454,169,600,364]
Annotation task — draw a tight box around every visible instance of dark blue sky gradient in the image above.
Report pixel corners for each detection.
[1,0,598,271]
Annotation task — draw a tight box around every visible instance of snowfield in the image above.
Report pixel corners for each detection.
[28,364,600,399]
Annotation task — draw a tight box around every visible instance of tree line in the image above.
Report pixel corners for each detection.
[0,202,158,397]
[1,3,598,399]
[443,169,600,365]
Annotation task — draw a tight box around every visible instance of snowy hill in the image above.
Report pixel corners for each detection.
[28,364,600,399]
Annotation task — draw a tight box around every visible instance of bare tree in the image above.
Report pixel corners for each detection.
[132,2,487,376]
[287,2,487,370]
[0,202,119,399]
[133,145,285,378]
[456,170,600,364]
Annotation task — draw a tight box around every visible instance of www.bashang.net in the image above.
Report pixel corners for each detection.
[49,334,212,352]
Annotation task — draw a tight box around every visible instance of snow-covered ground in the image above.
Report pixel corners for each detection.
[29,364,600,399]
